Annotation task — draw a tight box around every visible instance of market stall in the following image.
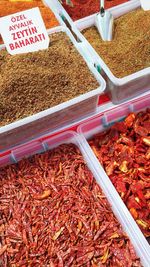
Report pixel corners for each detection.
[0,0,150,266]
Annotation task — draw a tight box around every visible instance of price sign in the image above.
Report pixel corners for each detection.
[0,7,50,55]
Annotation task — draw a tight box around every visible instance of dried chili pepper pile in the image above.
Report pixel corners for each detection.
[89,109,150,237]
[0,144,142,266]
[62,0,129,21]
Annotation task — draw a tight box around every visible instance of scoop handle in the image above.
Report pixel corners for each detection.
[100,0,105,16]
[101,0,105,8]
[140,0,150,10]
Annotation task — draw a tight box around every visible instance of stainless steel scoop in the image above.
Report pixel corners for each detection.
[140,0,150,10]
[95,0,114,41]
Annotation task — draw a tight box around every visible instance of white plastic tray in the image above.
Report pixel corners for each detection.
[0,130,149,266]
[43,0,73,27]
[78,93,150,256]
[0,25,105,152]
[71,0,150,104]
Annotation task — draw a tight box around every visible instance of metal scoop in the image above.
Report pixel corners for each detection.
[95,0,114,41]
[140,0,150,10]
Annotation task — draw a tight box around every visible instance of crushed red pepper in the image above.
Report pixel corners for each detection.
[62,0,129,21]
[89,109,150,237]
[0,144,142,266]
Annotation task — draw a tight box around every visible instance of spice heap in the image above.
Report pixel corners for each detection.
[62,0,129,21]
[0,0,59,44]
[0,32,99,127]
[89,109,150,237]
[82,9,150,78]
[0,143,142,266]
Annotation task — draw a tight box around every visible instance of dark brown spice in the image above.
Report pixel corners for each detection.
[0,32,99,127]
[82,9,150,78]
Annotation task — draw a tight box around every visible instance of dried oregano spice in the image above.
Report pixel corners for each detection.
[82,9,150,78]
[0,32,99,127]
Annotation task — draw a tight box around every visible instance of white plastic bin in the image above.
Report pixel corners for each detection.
[71,0,150,104]
[78,93,150,247]
[0,130,150,266]
[0,25,105,152]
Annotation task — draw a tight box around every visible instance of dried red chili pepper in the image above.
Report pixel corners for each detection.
[0,144,142,266]
[89,109,150,237]
[62,0,129,21]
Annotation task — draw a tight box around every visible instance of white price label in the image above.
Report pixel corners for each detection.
[0,7,50,55]
[140,0,150,10]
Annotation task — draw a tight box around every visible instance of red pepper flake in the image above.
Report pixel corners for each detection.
[0,245,7,256]
[0,144,142,266]
[32,189,51,200]
[62,0,129,21]
[89,109,150,237]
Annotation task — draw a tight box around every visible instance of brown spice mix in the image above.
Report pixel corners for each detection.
[82,9,150,78]
[0,32,99,127]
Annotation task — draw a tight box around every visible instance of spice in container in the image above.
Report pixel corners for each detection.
[0,143,142,266]
[62,0,129,21]
[82,9,150,78]
[89,109,150,237]
[0,0,59,44]
[0,32,99,127]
